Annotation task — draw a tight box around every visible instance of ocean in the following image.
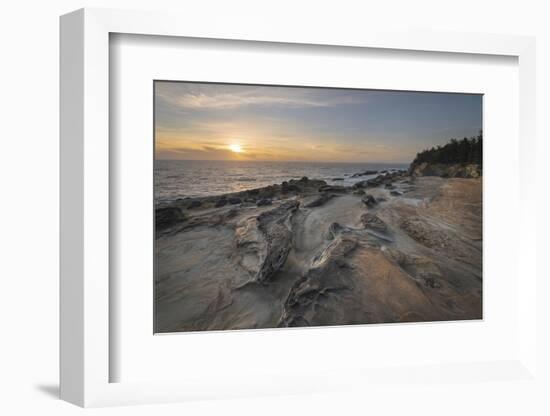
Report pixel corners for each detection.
[155,160,409,203]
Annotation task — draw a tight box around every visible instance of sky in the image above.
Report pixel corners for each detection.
[155,81,482,163]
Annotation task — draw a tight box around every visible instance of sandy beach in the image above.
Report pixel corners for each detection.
[154,170,482,332]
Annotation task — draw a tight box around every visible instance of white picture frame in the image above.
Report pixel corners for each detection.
[60,7,538,408]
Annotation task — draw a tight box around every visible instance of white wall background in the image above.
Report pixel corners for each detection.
[0,0,548,415]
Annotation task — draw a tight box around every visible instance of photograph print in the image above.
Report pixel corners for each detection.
[154,81,483,333]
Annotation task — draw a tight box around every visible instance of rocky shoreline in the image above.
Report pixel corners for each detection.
[155,167,482,332]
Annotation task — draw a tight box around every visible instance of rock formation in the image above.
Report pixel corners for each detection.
[155,170,482,333]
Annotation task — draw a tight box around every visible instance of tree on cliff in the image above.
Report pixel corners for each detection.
[412,130,482,167]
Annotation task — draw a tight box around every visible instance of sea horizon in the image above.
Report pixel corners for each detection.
[155,158,413,164]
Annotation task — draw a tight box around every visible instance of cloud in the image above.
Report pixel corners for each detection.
[160,91,324,110]
[155,82,367,111]
[156,145,234,160]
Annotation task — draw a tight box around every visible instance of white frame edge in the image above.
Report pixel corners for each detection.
[60,9,85,406]
[60,7,537,407]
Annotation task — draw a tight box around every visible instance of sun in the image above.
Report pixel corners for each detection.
[228,143,243,153]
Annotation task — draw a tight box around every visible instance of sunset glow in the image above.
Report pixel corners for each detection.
[228,143,243,153]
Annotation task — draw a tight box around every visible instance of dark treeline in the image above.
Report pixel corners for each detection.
[412,131,482,166]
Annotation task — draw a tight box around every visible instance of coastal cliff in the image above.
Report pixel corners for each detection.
[409,133,482,178]
[155,168,482,332]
